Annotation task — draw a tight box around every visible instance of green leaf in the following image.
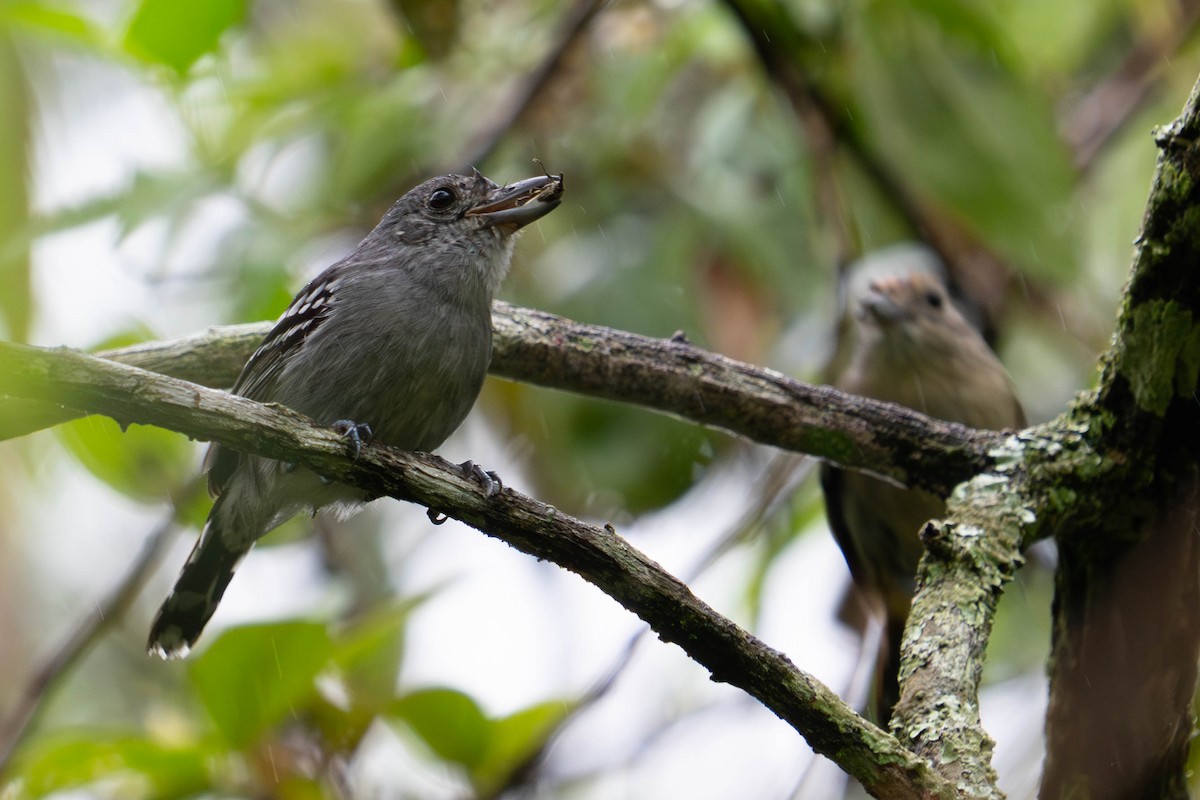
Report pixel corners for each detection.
[388,687,490,768]
[851,7,1078,282]
[330,602,413,711]
[188,621,332,747]
[1,2,106,48]
[57,415,193,502]
[9,730,213,797]
[123,0,246,75]
[472,700,574,795]
[392,0,459,60]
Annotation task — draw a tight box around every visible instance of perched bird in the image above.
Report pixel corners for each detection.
[820,246,1025,723]
[148,170,564,658]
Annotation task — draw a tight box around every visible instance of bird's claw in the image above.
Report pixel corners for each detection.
[459,460,502,498]
[331,420,373,460]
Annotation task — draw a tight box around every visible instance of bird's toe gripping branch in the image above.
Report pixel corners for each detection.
[331,419,374,460]
[459,460,503,499]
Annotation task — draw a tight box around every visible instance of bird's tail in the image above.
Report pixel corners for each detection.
[872,611,908,726]
[147,502,246,659]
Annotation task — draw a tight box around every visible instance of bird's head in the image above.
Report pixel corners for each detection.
[852,270,976,358]
[367,169,564,293]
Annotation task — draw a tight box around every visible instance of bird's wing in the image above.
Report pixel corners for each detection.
[205,268,342,496]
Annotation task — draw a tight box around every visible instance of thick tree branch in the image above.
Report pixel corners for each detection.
[0,304,1001,496]
[1036,75,1200,798]
[0,340,955,800]
[891,74,1200,795]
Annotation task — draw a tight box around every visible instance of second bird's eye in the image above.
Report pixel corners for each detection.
[924,290,944,309]
[428,188,456,210]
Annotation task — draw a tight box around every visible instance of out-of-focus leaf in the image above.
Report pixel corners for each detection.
[0,32,30,341]
[57,416,193,503]
[472,700,573,795]
[851,6,1078,282]
[123,0,245,75]
[173,474,214,531]
[267,776,328,800]
[331,600,419,710]
[991,0,1126,76]
[388,687,490,768]
[89,325,158,352]
[498,378,721,516]
[326,79,439,208]
[188,622,332,747]
[1,2,105,47]
[9,730,213,797]
[113,170,221,241]
[393,0,459,60]
[894,0,1016,62]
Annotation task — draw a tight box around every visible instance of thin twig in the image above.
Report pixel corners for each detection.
[0,510,182,771]
[1062,0,1200,173]
[462,0,605,168]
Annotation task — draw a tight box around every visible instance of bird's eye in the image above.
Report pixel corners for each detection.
[924,290,944,309]
[428,188,456,210]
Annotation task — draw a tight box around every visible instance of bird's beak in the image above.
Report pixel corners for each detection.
[467,174,564,229]
[861,292,904,324]
[859,278,906,324]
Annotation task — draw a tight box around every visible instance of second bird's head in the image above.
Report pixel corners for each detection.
[851,269,979,360]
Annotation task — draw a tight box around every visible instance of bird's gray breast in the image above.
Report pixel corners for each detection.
[272,265,494,453]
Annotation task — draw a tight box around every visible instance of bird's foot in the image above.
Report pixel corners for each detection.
[459,460,502,498]
[331,420,373,460]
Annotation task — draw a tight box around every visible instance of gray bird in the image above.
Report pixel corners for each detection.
[148,170,564,658]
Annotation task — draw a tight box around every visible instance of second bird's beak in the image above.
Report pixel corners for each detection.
[859,278,909,325]
[467,174,564,230]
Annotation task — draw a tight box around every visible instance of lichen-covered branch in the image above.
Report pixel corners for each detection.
[0,340,956,800]
[0,303,1001,497]
[891,434,1033,798]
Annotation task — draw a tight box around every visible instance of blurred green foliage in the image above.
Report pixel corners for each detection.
[10,616,570,797]
[123,0,245,75]
[1,0,1196,795]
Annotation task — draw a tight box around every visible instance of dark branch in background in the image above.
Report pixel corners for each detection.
[720,0,1196,350]
[0,512,181,771]
[717,0,1024,337]
[495,455,821,798]
[1062,0,1200,173]
[0,304,1002,495]
[0,341,955,800]
[461,0,604,169]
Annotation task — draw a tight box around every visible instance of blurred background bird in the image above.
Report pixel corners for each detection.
[820,244,1026,725]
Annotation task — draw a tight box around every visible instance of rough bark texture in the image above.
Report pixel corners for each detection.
[1040,471,1200,800]
[0,304,1000,496]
